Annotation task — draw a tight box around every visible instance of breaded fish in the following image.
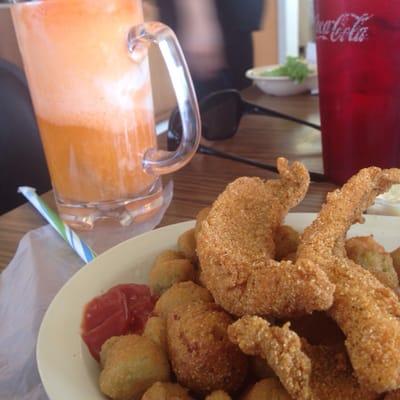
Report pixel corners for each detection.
[298,167,400,392]
[197,158,335,318]
[228,316,379,400]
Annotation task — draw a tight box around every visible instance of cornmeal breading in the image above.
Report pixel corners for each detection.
[298,167,400,392]
[197,158,334,318]
[228,316,379,400]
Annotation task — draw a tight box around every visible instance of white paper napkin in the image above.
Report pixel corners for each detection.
[0,225,83,400]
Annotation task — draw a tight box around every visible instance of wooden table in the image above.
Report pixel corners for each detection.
[0,87,336,272]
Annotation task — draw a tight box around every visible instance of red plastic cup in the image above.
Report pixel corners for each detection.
[314,0,400,184]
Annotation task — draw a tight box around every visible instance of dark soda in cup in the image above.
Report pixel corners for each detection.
[314,0,400,184]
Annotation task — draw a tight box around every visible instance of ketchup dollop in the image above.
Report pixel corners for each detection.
[81,284,157,361]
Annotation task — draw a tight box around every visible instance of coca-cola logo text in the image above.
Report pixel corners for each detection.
[316,13,373,42]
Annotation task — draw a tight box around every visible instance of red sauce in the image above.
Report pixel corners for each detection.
[81,283,157,361]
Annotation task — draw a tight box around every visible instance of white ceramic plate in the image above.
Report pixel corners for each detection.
[37,214,400,400]
[246,64,318,96]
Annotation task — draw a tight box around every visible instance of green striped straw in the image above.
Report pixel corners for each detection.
[18,186,96,263]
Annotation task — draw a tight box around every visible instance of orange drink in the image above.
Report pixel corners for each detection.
[11,0,200,229]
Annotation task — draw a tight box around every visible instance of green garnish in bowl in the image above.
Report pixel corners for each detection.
[260,56,314,83]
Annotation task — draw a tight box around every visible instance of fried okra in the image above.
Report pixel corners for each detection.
[346,236,399,289]
[149,259,195,295]
[99,335,170,400]
[141,382,192,400]
[154,281,213,319]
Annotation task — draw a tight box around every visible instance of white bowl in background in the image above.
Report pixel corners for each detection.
[246,64,318,96]
[367,184,400,216]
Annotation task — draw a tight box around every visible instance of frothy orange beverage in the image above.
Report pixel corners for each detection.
[12,0,157,204]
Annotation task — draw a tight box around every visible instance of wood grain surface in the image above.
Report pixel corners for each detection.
[0,87,336,271]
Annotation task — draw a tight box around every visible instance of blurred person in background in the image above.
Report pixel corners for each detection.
[157,0,265,99]
[0,58,50,214]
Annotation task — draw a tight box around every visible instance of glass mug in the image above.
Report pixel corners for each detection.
[11,0,200,229]
[314,0,400,184]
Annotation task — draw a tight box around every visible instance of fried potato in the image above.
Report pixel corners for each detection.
[274,225,300,261]
[99,335,170,400]
[143,316,167,352]
[346,236,399,289]
[178,228,197,263]
[167,302,248,393]
[149,259,195,295]
[242,378,291,400]
[154,281,213,319]
[141,381,192,400]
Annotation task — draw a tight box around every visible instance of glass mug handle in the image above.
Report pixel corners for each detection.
[128,22,201,175]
